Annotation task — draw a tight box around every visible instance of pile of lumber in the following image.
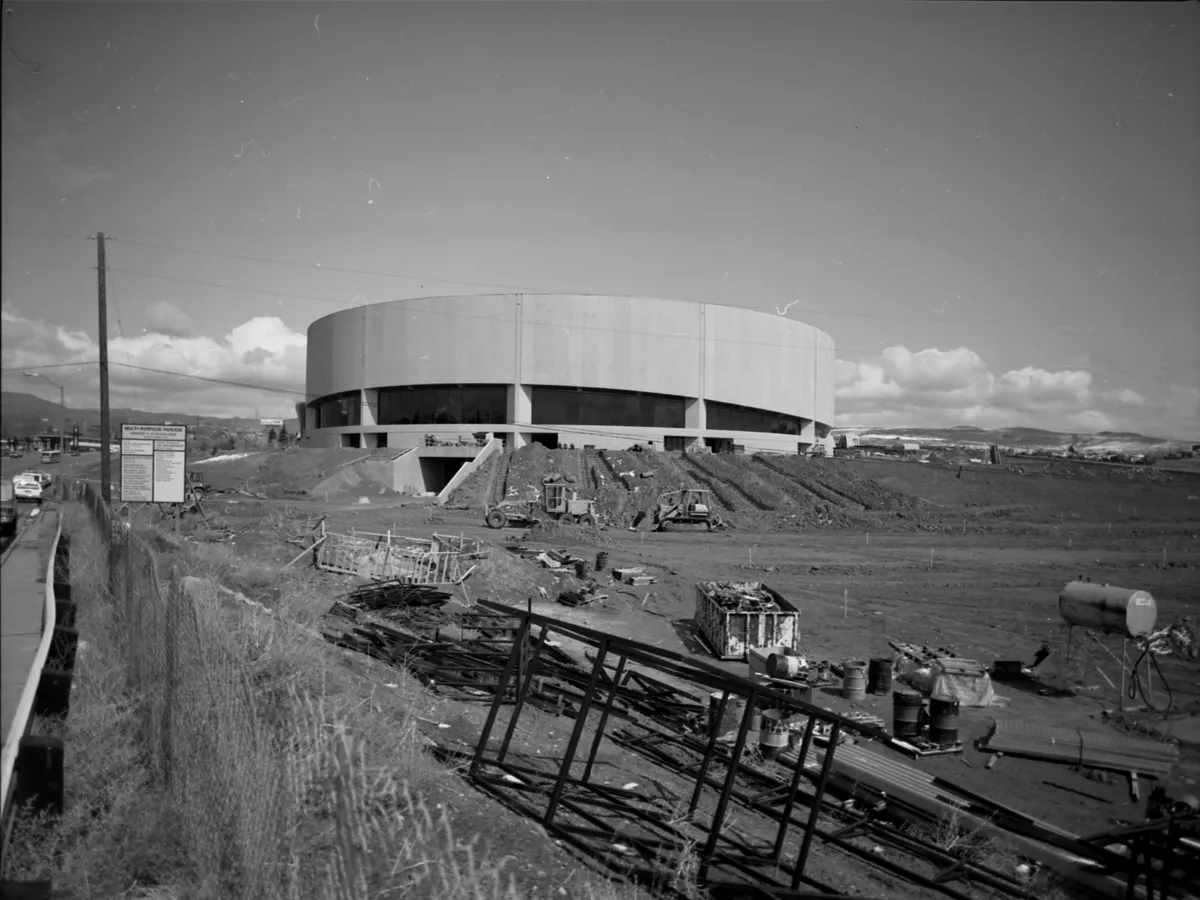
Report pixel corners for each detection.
[701,581,781,613]
[980,720,1179,777]
[343,580,452,612]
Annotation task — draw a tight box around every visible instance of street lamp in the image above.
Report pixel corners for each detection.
[24,372,66,498]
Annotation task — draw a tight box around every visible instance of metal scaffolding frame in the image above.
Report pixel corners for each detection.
[461,601,1051,900]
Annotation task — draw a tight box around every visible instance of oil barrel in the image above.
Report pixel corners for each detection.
[574,559,590,579]
[867,657,893,695]
[928,695,960,746]
[767,651,805,680]
[842,660,867,701]
[595,551,609,572]
[892,690,923,739]
[759,709,789,761]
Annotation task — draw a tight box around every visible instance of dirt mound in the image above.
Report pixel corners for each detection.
[464,542,565,604]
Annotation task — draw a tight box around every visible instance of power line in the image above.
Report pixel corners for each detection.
[102,263,852,354]
[105,236,1180,335]
[3,228,1185,337]
[97,263,1195,372]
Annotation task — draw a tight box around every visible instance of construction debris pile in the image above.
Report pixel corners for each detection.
[700,581,783,613]
[342,580,452,614]
[314,524,479,584]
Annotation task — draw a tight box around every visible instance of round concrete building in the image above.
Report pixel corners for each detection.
[302,294,835,459]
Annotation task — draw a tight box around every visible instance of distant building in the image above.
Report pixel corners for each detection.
[304,294,836,454]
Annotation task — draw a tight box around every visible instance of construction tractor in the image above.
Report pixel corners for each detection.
[187,471,213,498]
[484,474,599,529]
[652,488,724,532]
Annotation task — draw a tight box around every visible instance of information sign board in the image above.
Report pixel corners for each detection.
[120,423,188,503]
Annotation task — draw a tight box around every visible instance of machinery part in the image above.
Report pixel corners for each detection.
[485,509,507,529]
[578,512,597,527]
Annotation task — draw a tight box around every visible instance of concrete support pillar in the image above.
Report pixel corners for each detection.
[361,388,378,428]
[685,397,707,431]
[508,384,532,449]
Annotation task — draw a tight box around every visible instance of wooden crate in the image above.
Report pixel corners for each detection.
[694,581,800,661]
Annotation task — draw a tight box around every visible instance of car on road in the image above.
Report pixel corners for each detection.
[13,475,43,504]
[1,479,16,535]
[19,470,53,489]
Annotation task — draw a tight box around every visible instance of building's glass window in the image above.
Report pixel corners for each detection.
[531,386,686,428]
[313,391,361,429]
[707,400,805,435]
[376,384,507,426]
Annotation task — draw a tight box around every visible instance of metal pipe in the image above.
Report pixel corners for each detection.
[698,687,758,880]
[544,639,610,825]
[497,624,550,763]
[689,689,731,816]
[792,721,840,888]
[581,653,628,784]
[469,615,531,779]
[773,714,818,860]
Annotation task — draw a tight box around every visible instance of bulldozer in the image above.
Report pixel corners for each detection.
[652,488,724,532]
[484,474,599,529]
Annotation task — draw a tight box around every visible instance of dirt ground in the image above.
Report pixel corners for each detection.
[58,446,1200,896]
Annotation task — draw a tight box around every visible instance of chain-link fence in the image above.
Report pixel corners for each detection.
[62,479,533,900]
[68,479,307,898]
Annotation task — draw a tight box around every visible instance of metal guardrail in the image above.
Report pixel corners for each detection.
[0,510,65,837]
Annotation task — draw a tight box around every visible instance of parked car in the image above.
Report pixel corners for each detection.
[1,480,16,535]
[13,475,42,503]
[20,470,53,489]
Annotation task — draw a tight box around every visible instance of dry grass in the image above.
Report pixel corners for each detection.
[1,495,647,900]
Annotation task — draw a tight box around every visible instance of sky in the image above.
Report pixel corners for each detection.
[1,1,1197,438]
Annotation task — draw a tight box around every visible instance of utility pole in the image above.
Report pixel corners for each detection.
[95,232,112,502]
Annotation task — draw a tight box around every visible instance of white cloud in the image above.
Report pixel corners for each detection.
[1,302,305,418]
[145,301,195,337]
[1100,388,1146,406]
[835,345,1198,438]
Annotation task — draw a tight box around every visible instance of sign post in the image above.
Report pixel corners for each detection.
[120,425,188,518]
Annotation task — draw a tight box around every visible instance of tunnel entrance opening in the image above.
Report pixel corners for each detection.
[419,456,468,493]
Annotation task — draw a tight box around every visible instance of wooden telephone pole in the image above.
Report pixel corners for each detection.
[94,232,112,502]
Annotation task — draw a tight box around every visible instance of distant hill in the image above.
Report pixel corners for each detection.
[0,392,299,438]
[833,424,1195,453]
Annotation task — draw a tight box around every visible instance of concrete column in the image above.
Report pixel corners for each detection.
[507,384,532,449]
[361,388,378,427]
[685,398,707,430]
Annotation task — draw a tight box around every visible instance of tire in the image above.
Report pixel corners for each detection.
[485,510,506,529]
[579,513,597,527]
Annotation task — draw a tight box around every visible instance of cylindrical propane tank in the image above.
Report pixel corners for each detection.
[1058,581,1157,638]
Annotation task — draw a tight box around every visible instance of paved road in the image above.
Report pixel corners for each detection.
[1,506,58,743]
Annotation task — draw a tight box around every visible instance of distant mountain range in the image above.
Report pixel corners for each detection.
[2,391,1194,452]
[834,424,1197,452]
[0,392,299,438]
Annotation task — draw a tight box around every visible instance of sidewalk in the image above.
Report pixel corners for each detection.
[1,507,59,742]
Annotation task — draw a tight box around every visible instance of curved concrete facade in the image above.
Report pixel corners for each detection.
[304,294,835,452]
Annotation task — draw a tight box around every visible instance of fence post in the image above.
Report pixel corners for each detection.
[163,571,177,788]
